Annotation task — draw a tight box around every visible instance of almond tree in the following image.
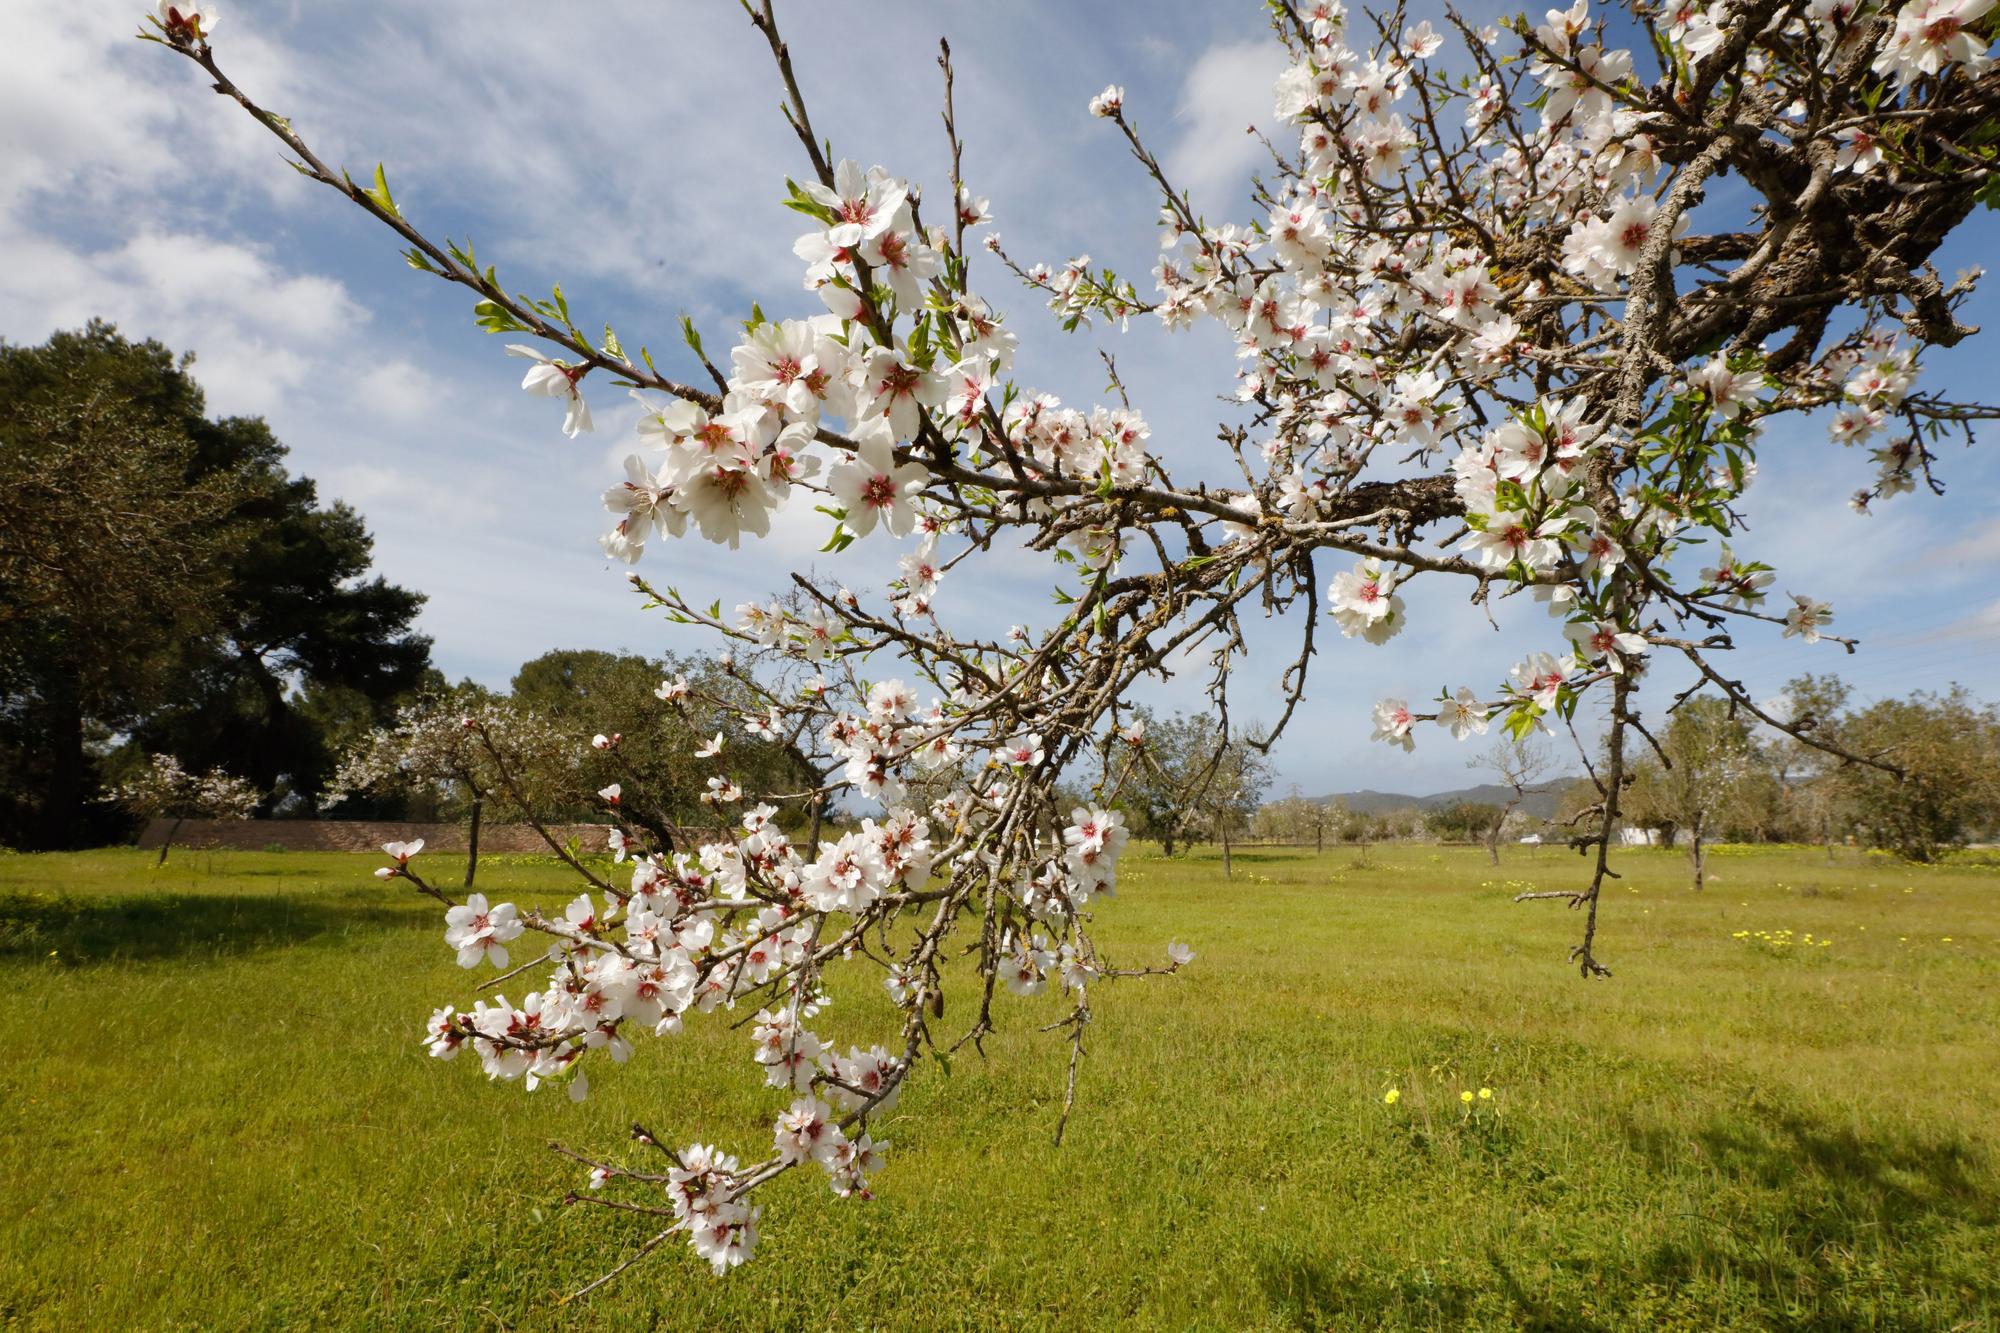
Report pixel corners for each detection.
[113,753,261,866]
[147,0,2000,1289]
[1472,734,1555,864]
[1622,695,1756,889]
[321,689,580,887]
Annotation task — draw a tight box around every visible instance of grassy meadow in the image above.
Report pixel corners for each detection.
[1,841,1996,1330]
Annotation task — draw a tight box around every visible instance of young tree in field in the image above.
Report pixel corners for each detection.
[1625,697,1756,890]
[1758,673,1854,851]
[1835,687,2000,861]
[147,0,2000,1287]
[1425,799,1507,844]
[1201,730,1275,879]
[114,753,261,866]
[1470,735,1555,865]
[322,688,580,887]
[1257,786,1336,851]
[1115,708,1272,863]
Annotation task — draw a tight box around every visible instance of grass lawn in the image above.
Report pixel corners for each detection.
[2,841,1996,1330]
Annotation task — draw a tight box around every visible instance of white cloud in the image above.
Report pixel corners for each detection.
[1163,40,1287,213]
[0,226,369,416]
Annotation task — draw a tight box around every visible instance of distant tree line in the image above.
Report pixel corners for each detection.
[1249,679,2000,873]
[1556,676,2000,873]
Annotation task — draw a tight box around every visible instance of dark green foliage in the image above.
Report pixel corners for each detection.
[0,322,431,846]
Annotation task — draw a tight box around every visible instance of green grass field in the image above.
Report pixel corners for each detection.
[2,842,1996,1330]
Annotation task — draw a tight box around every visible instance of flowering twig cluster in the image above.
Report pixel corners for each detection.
[147,0,1999,1289]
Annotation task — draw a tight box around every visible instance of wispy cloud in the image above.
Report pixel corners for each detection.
[1163,39,1288,214]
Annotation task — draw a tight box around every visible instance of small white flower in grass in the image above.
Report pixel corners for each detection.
[588,1167,610,1190]
[505,345,592,437]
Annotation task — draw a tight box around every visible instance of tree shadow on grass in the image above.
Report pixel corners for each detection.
[1618,1104,1999,1314]
[1166,849,1310,866]
[1258,1255,1464,1329]
[0,892,410,965]
[1252,1106,1997,1328]
[1255,1251,1602,1331]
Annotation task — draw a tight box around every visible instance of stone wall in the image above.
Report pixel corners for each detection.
[135,818,614,855]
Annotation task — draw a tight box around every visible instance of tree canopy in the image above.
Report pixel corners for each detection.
[0,322,432,847]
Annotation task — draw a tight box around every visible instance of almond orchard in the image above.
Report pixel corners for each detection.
[143,0,2000,1294]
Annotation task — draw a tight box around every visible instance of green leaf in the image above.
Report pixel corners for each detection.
[363,162,400,217]
[472,300,525,335]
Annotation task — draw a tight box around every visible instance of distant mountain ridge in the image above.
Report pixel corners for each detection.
[1298,779,1574,820]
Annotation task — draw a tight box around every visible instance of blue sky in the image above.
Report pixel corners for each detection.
[7,0,2000,796]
